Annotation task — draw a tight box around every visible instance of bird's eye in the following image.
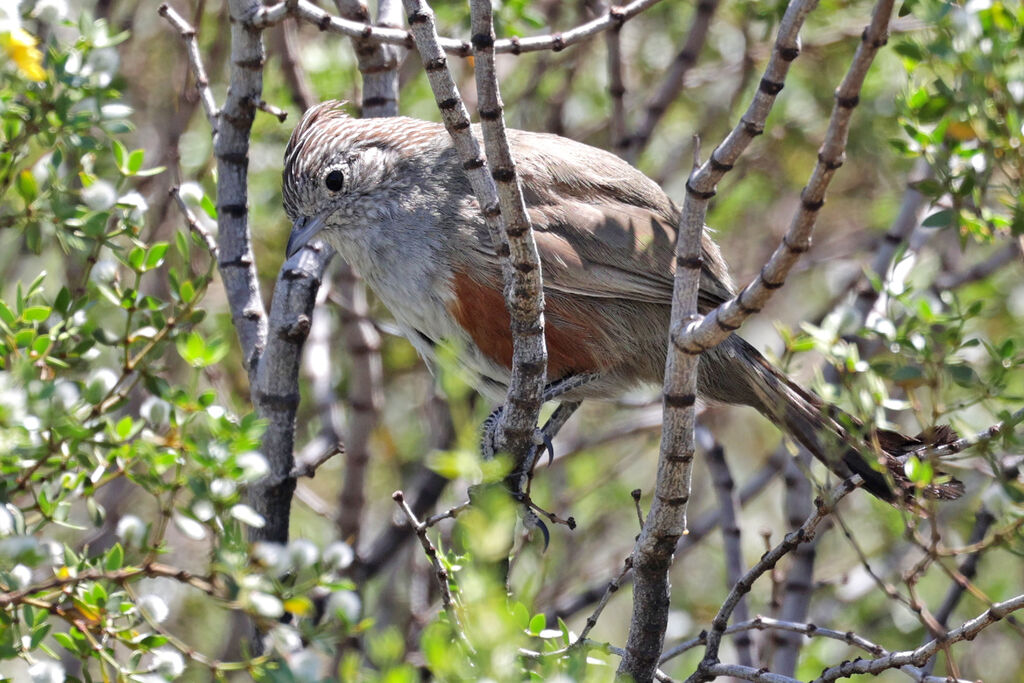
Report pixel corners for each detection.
[324,170,344,192]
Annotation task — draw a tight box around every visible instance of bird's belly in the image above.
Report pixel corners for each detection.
[359,266,512,401]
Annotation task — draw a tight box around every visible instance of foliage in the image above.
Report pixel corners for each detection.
[0,0,1022,681]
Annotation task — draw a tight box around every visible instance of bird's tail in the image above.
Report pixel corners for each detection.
[704,335,964,504]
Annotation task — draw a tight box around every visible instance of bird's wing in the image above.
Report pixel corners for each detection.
[464,128,736,312]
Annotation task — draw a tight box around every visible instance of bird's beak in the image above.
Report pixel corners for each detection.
[286,212,328,258]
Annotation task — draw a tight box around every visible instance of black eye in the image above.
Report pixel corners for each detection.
[324,170,344,192]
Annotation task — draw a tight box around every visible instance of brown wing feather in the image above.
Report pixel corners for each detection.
[493,128,736,312]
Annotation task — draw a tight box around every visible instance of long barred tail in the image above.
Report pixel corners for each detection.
[719,335,964,503]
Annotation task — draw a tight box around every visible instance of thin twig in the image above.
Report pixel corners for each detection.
[686,478,859,683]
[812,593,1024,682]
[678,0,898,353]
[392,490,472,646]
[168,186,218,258]
[157,4,219,132]
[468,0,549,482]
[625,0,720,161]
[255,0,668,57]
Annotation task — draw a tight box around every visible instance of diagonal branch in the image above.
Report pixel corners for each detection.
[678,0,898,354]
[398,0,547,467]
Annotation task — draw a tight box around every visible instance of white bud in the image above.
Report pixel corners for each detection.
[326,590,361,623]
[286,539,318,568]
[28,661,65,683]
[81,180,117,211]
[323,541,354,571]
[137,594,169,623]
[115,515,147,547]
[150,648,185,677]
[236,452,269,482]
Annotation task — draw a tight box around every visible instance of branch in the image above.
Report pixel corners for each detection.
[257,0,668,57]
[550,448,787,622]
[468,0,548,480]
[812,594,1024,682]
[157,4,220,133]
[620,0,822,676]
[685,479,859,683]
[701,429,754,668]
[624,0,720,161]
[679,0,897,353]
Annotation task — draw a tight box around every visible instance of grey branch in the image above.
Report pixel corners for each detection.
[624,0,720,162]
[168,186,218,258]
[157,4,220,133]
[392,490,471,643]
[685,478,859,683]
[469,0,549,475]
[812,593,1024,682]
[680,0,897,353]
[620,0,822,677]
[701,428,754,669]
[255,0,668,57]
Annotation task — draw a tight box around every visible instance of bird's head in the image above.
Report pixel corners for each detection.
[282,101,439,257]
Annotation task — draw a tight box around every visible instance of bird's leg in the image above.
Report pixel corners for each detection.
[477,374,597,549]
[480,372,598,463]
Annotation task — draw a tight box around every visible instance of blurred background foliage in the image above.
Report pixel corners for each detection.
[0,0,1022,681]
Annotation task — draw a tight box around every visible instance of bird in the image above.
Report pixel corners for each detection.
[281,100,963,505]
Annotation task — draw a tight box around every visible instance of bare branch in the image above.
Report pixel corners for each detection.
[621,0,823,676]
[168,185,218,258]
[392,490,471,643]
[257,0,668,57]
[702,428,754,668]
[685,478,859,683]
[469,0,549,480]
[680,0,897,353]
[624,0,720,161]
[606,19,627,153]
[812,594,1024,682]
[158,4,219,132]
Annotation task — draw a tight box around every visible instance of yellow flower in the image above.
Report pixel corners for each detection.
[2,28,46,82]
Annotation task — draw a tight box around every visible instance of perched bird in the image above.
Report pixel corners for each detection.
[282,101,962,504]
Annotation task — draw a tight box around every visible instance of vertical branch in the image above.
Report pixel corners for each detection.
[468,0,548,482]
[214,0,269,375]
[768,453,818,675]
[334,268,383,543]
[606,17,628,154]
[331,0,403,545]
[401,0,547,467]
[702,429,754,668]
[619,134,707,682]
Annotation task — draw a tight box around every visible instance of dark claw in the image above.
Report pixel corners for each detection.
[536,517,550,552]
[542,432,555,467]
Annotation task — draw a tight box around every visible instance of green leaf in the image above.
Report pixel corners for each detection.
[29,624,51,650]
[128,246,146,271]
[528,613,546,635]
[22,306,51,322]
[510,601,530,630]
[0,300,14,326]
[112,140,127,171]
[922,209,954,228]
[16,170,37,202]
[127,148,144,174]
[145,243,168,270]
[104,543,124,571]
[200,194,217,220]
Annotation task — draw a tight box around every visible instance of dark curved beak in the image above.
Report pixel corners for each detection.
[286,213,328,258]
